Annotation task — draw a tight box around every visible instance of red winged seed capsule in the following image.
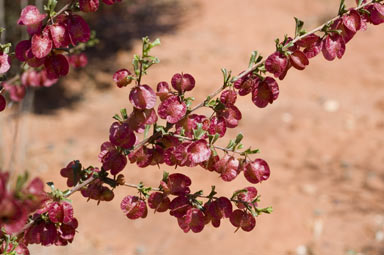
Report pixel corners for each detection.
[220,90,237,106]
[60,160,82,187]
[289,50,309,70]
[79,0,100,12]
[0,95,6,112]
[113,69,133,88]
[322,34,346,61]
[44,54,70,79]
[109,122,136,149]
[367,3,384,25]
[15,40,31,61]
[68,53,88,68]
[161,173,191,196]
[67,15,91,45]
[129,85,156,110]
[252,77,279,108]
[229,209,256,232]
[128,146,153,168]
[169,196,192,218]
[0,53,11,74]
[3,83,26,102]
[128,108,158,133]
[208,116,226,137]
[171,73,195,93]
[158,95,187,124]
[98,141,127,175]
[156,81,171,101]
[217,105,242,128]
[148,192,170,212]
[235,187,258,209]
[187,139,211,165]
[296,34,323,59]
[31,33,52,59]
[48,24,70,49]
[177,208,205,233]
[205,197,232,228]
[17,5,47,26]
[120,196,148,219]
[265,51,289,79]
[243,159,271,184]
[234,74,259,96]
[214,155,240,182]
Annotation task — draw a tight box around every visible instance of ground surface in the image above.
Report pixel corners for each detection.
[1,0,384,254]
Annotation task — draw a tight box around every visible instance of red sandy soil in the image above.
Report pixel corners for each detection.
[1,0,384,254]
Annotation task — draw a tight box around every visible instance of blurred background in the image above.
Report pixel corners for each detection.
[1,0,384,254]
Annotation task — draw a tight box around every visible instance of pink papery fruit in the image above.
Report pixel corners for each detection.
[0,53,10,74]
[169,195,192,218]
[17,5,47,26]
[79,0,100,12]
[243,159,271,184]
[187,139,211,165]
[48,23,70,48]
[289,50,309,70]
[68,53,88,68]
[208,116,226,137]
[98,141,127,175]
[220,90,237,106]
[44,54,69,79]
[205,197,232,228]
[217,105,242,128]
[252,76,279,108]
[234,74,259,96]
[15,40,31,61]
[161,173,191,196]
[156,81,171,101]
[113,69,133,88]
[322,33,346,61]
[214,155,240,182]
[109,122,136,149]
[158,95,187,124]
[230,209,256,232]
[128,146,153,168]
[60,160,82,187]
[235,186,258,209]
[177,208,205,233]
[367,3,384,25]
[148,192,170,212]
[31,33,52,59]
[296,34,323,59]
[67,15,91,45]
[120,196,148,219]
[265,51,289,79]
[176,114,208,138]
[129,85,156,110]
[171,73,195,93]
[3,83,26,102]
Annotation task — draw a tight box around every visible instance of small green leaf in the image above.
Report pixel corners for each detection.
[234,133,243,144]
[294,17,305,38]
[162,171,169,182]
[358,0,364,6]
[338,0,347,15]
[144,124,151,139]
[15,172,29,193]
[120,108,128,120]
[248,51,258,68]
[113,114,122,122]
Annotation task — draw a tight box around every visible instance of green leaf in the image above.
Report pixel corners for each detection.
[193,123,206,140]
[248,51,258,68]
[46,182,55,192]
[234,133,243,144]
[338,0,347,15]
[15,172,29,193]
[113,114,122,122]
[162,171,169,182]
[226,139,235,150]
[144,124,151,139]
[120,108,128,120]
[294,17,305,38]
[358,0,364,6]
